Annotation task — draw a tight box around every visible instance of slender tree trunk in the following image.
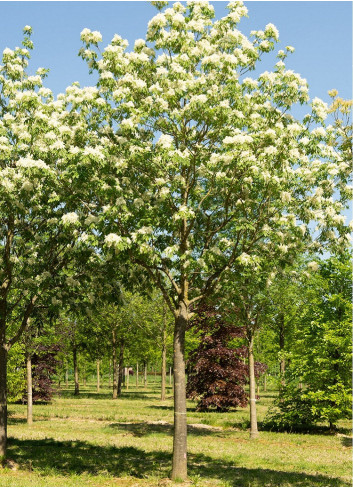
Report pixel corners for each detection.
[108,360,112,389]
[26,351,33,425]
[248,333,258,439]
[264,374,267,392]
[96,359,100,393]
[73,346,79,396]
[112,331,118,399]
[171,302,188,481]
[161,311,167,401]
[65,368,69,388]
[279,313,285,385]
[0,343,8,460]
[126,368,129,390]
[169,366,172,387]
[136,362,139,388]
[144,361,147,388]
[118,340,124,395]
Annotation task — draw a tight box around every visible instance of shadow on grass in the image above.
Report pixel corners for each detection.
[56,390,157,401]
[340,436,352,448]
[107,422,227,438]
[7,417,28,425]
[7,437,347,486]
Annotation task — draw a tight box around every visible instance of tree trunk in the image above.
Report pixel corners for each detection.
[161,311,167,401]
[73,346,79,396]
[264,374,267,392]
[112,331,118,399]
[26,351,33,425]
[65,368,69,388]
[144,361,147,388]
[0,344,8,460]
[279,312,285,385]
[118,340,124,395]
[126,368,129,390]
[136,362,139,388]
[171,302,188,481]
[96,359,100,393]
[169,366,172,387]
[248,334,258,439]
[108,360,112,389]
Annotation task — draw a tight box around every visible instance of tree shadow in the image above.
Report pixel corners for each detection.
[7,417,28,425]
[148,405,174,411]
[107,422,227,438]
[340,436,352,448]
[7,437,347,486]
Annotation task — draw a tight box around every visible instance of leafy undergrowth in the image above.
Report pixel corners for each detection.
[2,382,351,487]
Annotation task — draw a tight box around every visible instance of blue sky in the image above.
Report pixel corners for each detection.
[0,1,351,105]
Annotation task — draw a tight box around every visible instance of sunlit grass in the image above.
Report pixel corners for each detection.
[2,379,351,487]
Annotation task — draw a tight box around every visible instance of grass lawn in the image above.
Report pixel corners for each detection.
[1,378,351,487]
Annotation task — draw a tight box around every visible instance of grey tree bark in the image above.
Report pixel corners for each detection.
[0,344,8,460]
[112,330,118,399]
[248,334,259,439]
[161,323,167,401]
[171,301,188,481]
[96,359,100,392]
[118,340,124,395]
[26,350,33,425]
[73,346,79,396]
[144,361,147,388]
[279,312,286,385]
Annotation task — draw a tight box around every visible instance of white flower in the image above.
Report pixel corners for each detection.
[237,252,251,266]
[278,244,288,254]
[312,97,328,120]
[84,214,99,225]
[91,30,102,43]
[280,191,292,203]
[3,48,14,56]
[133,198,144,208]
[332,214,346,225]
[62,212,79,226]
[105,233,122,247]
[265,23,279,40]
[264,146,277,155]
[157,134,173,148]
[121,118,135,129]
[83,147,104,160]
[311,127,326,137]
[17,157,49,170]
[22,180,33,191]
[307,261,319,271]
[223,134,253,145]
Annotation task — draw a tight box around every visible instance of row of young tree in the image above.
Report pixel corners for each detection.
[8,251,353,435]
[0,1,351,479]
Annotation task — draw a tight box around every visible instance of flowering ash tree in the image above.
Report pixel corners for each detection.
[0,28,94,458]
[78,0,352,479]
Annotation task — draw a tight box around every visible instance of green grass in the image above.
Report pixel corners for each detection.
[1,380,351,487]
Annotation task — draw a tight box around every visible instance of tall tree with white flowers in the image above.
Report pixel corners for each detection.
[0,28,96,459]
[77,1,351,479]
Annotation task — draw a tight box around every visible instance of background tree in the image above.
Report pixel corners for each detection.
[187,303,266,412]
[265,253,352,431]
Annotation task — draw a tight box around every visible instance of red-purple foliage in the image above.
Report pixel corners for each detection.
[23,344,60,403]
[186,304,267,412]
